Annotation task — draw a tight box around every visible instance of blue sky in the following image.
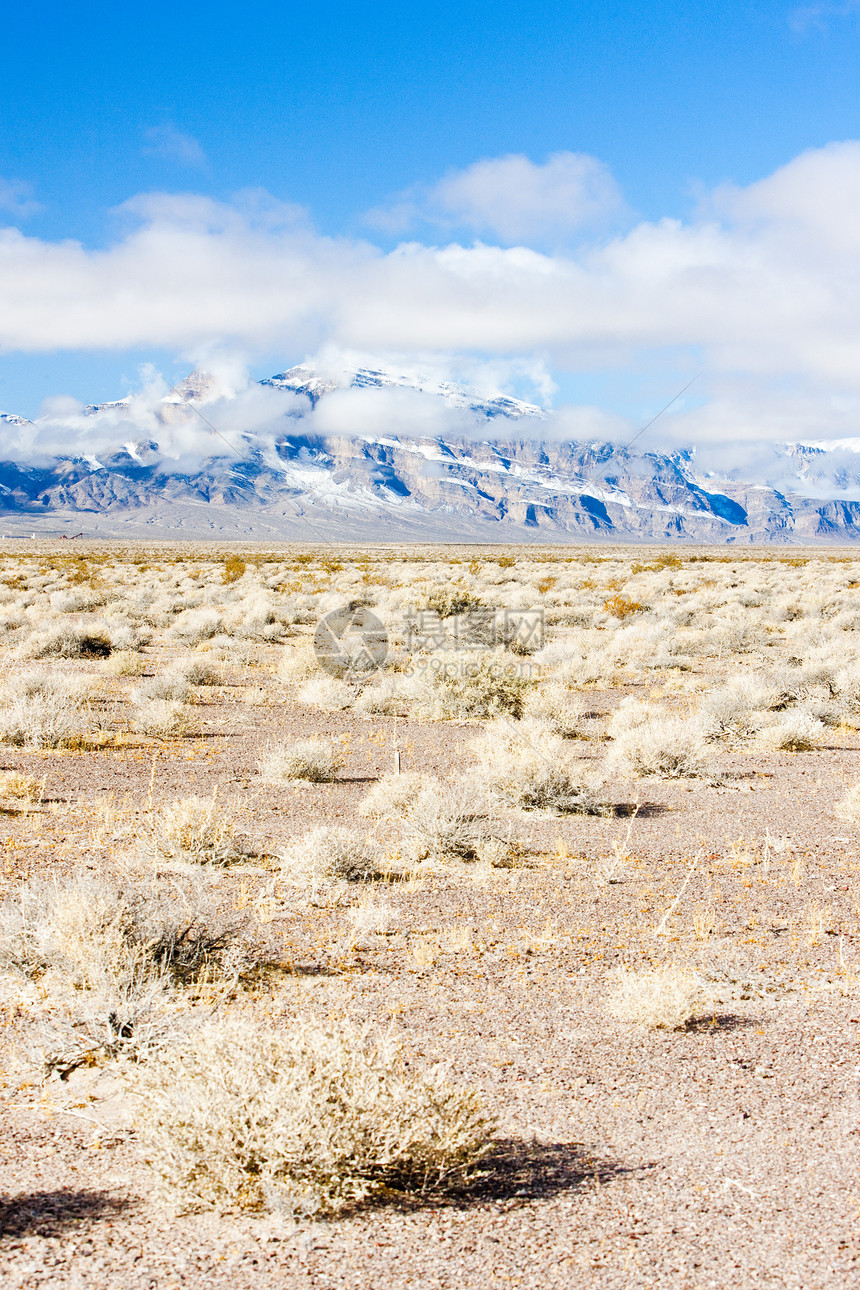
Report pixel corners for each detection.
[2,0,860,442]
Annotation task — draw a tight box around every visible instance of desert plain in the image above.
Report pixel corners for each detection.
[0,541,858,1289]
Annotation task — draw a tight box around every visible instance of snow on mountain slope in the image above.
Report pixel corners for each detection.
[262,364,546,421]
[1,365,860,542]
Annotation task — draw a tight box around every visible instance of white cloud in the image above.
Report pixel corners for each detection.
[2,363,309,464]
[142,124,207,168]
[6,143,860,447]
[308,384,478,441]
[706,140,860,252]
[366,151,626,244]
[789,0,860,34]
[0,176,41,219]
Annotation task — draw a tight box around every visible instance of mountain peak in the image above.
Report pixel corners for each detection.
[261,363,546,421]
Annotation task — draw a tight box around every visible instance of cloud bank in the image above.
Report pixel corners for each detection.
[3,142,860,449]
[142,124,208,169]
[365,151,626,243]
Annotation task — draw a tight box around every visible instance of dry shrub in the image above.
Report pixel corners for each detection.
[698,675,782,747]
[131,1016,496,1214]
[258,738,342,783]
[41,971,173,1078]
[424,584,483,619]
[0,871,255,1075]
[836,783,860,824]
[607,964,711,1029]
[23,622,113,659]
[134,698,189,739]
[0,872,246,992]
[353,673,420,716]
[280,826,382,886]
[0,770,42,804]
[755,708,824,752]
[103,649,146,677]
[413,651,532,720]
[133,672,193,705]
[0,686,83,748]
[227,594,286,642]
[1,874,147,990]
[296,675,354,712]
[223,555,246,584]
[149,794,242,867]
[49,587,104,614]
[604,593,645,619]
[360,773,487,862]
[345,897,399,939]
[359,771,426,820]
[475,720,606,814]
[522,681,583,737]
[606,700,712,779]
[169,608,224,646]
[181,658,222,686]
[278,642,320,685]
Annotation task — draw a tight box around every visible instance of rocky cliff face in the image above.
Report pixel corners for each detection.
[1,366,860,543]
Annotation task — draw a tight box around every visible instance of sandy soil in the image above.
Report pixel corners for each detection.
[1,548,859,1289]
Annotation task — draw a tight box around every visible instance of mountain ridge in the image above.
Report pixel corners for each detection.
[1,365,860,543]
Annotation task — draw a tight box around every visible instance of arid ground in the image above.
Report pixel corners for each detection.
[1,542,859,1289]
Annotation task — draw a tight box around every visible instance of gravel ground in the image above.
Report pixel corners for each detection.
[1,659,860,1289]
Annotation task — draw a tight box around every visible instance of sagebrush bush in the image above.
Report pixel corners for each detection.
[41,967,173,1077]
[258,738,342,783]
[698,675,783,747]
[413,651,532,720]
[345,897,399,939]
[755,707,824,752]
[134,697,189,739]
[607,964,710,1029]
[49,587,104,614]
[360,773,487,862]
[278,643,321,685]
[148,794,242,867]
[835,783,860,824]
[475,720,606,814]
[22,622,113,660]
[223,555,246,584]
[0,872,247,992]
[132,672,193,705]
[280,826,382,886]
[0,874,144,990]
[0,871,256,1075]
[169,608,224,646]
[522,681,584,737]
[296,675,354,712]
[0,770,43,804]
[103,649,146,677]
[353,673,422,716]
[604,593,645,620]
[359,771,425,820]
[180,658,222,687]
[606,700,712,779]
[131,1016,496,1214]
[0,672,85,748]
[424,584,484,620]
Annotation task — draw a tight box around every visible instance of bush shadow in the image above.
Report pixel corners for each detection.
[0,1188,131,1240]
[684,1013,762,1033]
[382,1139,640,1213]
[613,801,668,818]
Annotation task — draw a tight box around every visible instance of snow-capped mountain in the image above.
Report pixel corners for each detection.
[1,365,860,543]
[262,364,546,421]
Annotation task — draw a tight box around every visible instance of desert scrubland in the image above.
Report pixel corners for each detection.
[0,541,859,1288]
